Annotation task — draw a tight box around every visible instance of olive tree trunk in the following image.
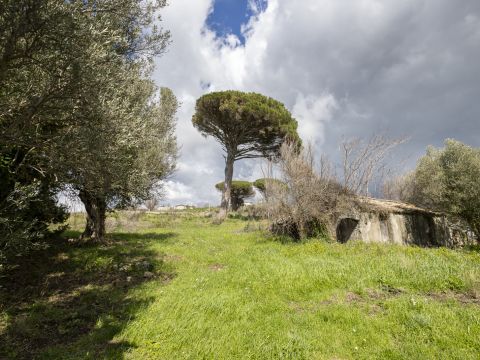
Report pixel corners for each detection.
[78,189,106,241]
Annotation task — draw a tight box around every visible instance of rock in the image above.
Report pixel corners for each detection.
[137,260,154,271]
[119,264,132,272]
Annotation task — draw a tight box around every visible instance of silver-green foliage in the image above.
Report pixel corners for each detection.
[0,0,176,242]
[406,139,480,237]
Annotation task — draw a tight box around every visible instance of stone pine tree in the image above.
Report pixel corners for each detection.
[253,178,286,200]
[192,91,300,215]
[215,181,255,211]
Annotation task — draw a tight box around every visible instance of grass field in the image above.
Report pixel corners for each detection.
[1,210,479,359]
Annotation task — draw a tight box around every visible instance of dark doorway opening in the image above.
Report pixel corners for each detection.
[336,218,359,243]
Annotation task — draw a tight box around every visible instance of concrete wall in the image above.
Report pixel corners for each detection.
[336,212,477,247]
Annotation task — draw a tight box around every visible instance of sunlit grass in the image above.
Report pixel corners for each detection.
[2,211,479,359]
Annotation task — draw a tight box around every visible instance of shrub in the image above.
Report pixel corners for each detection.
[0,181,67,267]
[145,198,159,211]
[263,143,352,241]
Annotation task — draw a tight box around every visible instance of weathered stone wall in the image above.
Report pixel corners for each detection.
[336,198,477,247]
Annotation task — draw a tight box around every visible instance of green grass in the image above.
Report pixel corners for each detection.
[1,210,479,359]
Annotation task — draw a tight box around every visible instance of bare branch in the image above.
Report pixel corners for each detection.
[340,134,408,196]
[261,142,351,240]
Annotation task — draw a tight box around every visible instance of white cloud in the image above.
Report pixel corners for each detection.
[162,180,195,203]
[154,0,480,205]
[292,93,338,148]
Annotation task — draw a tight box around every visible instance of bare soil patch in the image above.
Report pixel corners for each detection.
[208,263,226,271]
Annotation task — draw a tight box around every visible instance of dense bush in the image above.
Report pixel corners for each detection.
[0,156,67,267]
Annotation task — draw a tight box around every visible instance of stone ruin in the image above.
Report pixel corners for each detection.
[336,197,478,248]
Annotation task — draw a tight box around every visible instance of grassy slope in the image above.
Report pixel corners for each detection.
[1,211,479,359]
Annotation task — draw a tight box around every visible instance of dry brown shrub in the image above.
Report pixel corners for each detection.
[341,134,407,196]
[262,142,352,240]
[382,171,416,201]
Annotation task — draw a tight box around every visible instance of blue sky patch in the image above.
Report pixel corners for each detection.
[206,0,267,44]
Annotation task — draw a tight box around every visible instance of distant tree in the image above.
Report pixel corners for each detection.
[382,172,416,201]
[252,178,269,196]
[215,181,255,211]
[253,178,286,199]
[403,139,480,237]
[145,198,159,212]
[192,91,300,216]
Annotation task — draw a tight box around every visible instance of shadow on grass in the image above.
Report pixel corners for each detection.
[227,212,261,221]
[463,244,480,252]
[0,231,177,359]
[111,232,178,243]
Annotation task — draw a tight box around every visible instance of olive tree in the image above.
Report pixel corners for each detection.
[192,91,300,215]
[0,1,96,252]
[0,0,175,243]
[215,181,255,211]
[0,0,107,255]
[63,84,177,240]
[1,0,171,166]
[403,139,480,237]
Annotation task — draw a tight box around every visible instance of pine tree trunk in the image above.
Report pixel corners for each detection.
[218,153,235,219]
[78,189,106,241]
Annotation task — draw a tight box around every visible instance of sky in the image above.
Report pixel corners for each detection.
[206,0,266,44]
[153,0,480,206]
